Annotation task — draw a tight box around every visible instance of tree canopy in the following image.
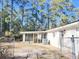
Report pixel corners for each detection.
[0,0,79,36]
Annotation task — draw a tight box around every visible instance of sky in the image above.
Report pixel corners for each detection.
[72,0,79,8]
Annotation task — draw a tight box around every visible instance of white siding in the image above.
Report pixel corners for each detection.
[64,29,76,37]
[47,32,60,48]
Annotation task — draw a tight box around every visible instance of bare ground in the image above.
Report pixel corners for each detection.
[0,42,72,59]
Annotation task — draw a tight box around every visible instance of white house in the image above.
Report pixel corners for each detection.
[20,22,79,58]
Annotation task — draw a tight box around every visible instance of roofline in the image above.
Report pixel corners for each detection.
[20,31,47,34]
[47,21,79,32]
[20,22,79,34]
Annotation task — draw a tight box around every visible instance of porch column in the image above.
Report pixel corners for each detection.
[23,34,26,42]
[37,33,40,43]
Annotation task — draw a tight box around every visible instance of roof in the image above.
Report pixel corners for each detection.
[20,22,79,34]
[20,31,47,34]
[47,21,79,32]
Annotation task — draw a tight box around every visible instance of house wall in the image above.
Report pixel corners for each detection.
[64,29,77,37]
[47,28,79,56]
[47,31,60,48]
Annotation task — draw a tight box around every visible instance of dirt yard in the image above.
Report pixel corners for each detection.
[0,42,72,59]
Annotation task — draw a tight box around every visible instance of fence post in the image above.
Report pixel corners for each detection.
[60,31,64,54]
[71,35,76,59]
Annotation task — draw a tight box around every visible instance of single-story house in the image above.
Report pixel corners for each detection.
[20,22,79,58]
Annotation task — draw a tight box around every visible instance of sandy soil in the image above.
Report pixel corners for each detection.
[0,42,72,59]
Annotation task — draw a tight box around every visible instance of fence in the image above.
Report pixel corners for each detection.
[61,35,78,59]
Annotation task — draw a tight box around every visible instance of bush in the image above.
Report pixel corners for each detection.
[5,31,12,37]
